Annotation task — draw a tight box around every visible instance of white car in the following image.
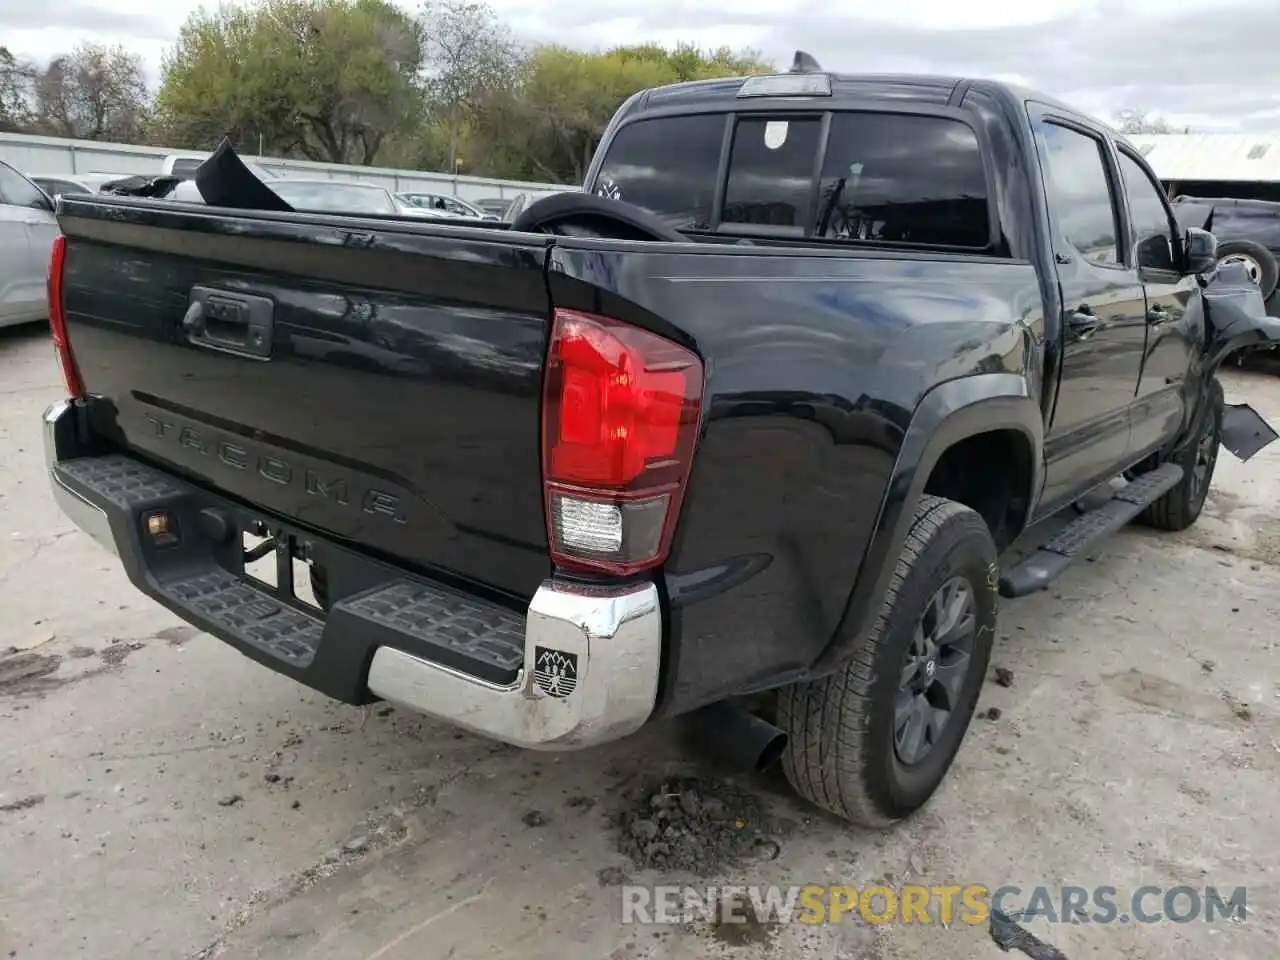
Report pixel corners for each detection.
[0,160,58,330]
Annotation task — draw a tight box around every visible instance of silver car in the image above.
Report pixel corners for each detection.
[395,192,492,219]
[0,160,58,329]
[171,177,404,216]
[28,173,129,201]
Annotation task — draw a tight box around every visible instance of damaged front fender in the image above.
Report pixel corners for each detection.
[1200,258,1280,373]
[1197,259,1280,461]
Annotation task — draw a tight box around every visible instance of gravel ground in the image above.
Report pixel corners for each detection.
[1,323,1277,960]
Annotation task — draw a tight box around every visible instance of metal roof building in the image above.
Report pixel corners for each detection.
[1125,133,1280,183]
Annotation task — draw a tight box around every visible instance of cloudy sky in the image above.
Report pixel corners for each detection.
[5,0,1280,132]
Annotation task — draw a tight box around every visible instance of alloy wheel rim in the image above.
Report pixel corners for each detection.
[894,576,978,766]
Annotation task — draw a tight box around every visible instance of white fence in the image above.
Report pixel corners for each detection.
[0,131,567,204]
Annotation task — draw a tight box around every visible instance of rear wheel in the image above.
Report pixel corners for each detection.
[778,496,998,827]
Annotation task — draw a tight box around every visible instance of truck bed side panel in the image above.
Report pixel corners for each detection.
[549,241,1043,714]
[59,200,553,602]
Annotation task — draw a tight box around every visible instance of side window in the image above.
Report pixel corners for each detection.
[1117,150,1177,272]
[0,163,51,210]
[1036,123,1121,266]
[817,112,991,248]
[723,116,823,229]
[594,115,724,230]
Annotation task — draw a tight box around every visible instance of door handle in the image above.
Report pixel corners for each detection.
[183,287,275,360]
[1147,305,1170,325]
[1068,310,1099,339]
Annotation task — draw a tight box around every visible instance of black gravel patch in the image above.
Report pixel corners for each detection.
[616,776,776,876]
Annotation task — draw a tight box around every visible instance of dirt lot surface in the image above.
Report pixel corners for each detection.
[2,324,1277,960]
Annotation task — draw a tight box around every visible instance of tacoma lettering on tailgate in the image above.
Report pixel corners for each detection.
[143,413,408,524]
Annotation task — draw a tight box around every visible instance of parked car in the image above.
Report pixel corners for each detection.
[0,160,58,329]
[163,154,282,181]
[40,59,1280,828]
[1172,196,1280,363]
[395,192,494,220]
[28,173,126,200]
[474,196,514,219]
[171,175,477,223]
[171,176,400,216]
[1172,195,1280,300]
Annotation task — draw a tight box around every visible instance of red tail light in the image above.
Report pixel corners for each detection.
[47,235,85,399]
[542,308,704,576]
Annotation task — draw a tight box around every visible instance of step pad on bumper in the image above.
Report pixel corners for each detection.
[339,581,524,681]
[52,449,527,693]
[161,569,323,669]
[59,453,194,508]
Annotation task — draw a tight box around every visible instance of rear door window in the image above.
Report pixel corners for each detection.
[816,113,990,248]
[594,114,724,230]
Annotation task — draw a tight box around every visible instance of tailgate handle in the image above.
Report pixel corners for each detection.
[184,286,275,360]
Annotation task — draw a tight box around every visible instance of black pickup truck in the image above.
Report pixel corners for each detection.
[42,58,1280,828]
[1172,195,1280,337]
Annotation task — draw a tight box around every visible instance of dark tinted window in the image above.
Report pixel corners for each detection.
[723,116,823,230]
[817,113,990,248]
[1037,123,1119,265]
[1118,150,1176,271]
[594,115,723,229]
[0,163,52,210]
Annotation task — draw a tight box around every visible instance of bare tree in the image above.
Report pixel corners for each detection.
[0,46,37,132]
[35,43,149,141]
[420,0,521,171]
[1114,107,1175,135]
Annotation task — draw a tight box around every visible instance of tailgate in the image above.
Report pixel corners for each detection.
[58,198,554,600]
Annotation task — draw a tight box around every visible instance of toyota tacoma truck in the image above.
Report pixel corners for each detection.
[42,57,1280,828]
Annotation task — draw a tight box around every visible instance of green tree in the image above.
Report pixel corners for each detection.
[154,0,426,164]
[476,44,773,183]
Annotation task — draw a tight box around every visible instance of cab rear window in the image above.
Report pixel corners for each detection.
[594,110,992,249]
[594,114,721,230]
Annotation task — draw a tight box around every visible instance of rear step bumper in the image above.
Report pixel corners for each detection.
[42,399,661,750]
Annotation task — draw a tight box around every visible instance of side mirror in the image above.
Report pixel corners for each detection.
[1184,227,1218,274]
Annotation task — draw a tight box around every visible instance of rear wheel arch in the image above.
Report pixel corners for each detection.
[923,427,1038,551]
[815,374,1043,674]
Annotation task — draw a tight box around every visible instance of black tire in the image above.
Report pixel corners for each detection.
[777,496,999,827]
[1216,240,1280,300]
[1136,378,1224,531]
[510,192,686,242]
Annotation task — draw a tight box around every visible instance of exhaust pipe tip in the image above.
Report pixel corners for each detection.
[687,700,789,774]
